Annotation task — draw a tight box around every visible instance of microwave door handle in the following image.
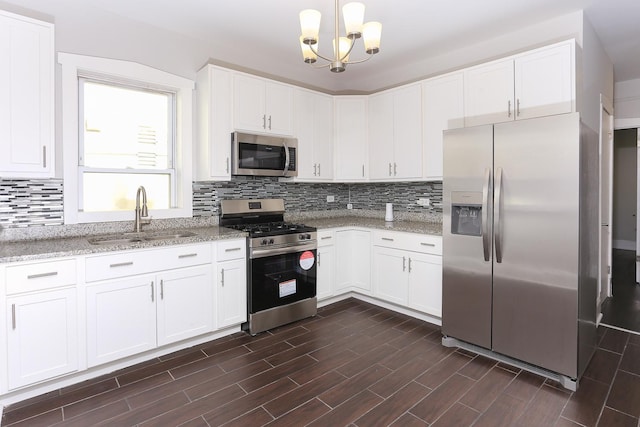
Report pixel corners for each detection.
[282,141,290,176]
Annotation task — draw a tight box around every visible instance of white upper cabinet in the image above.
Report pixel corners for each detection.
[464,59,514,127]
[0,11,54,178]
[514,42,574,120]
[369,84,422,181]
[234,74,294,136]
[422,72,464,180]
[196,65,233,180]
[334,96,368,181]
[464,41,574,127]
[294,89,334,181]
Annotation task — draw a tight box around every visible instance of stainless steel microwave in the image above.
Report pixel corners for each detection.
[231,132,298,177]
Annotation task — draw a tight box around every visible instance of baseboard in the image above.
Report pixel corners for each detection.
[612,239,636,251]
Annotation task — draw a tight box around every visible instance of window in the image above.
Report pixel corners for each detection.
[59,53,194,224]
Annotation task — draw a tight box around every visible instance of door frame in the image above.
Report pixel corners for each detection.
[599,95,614,316]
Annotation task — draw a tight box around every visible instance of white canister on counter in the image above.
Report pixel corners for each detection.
[385,203,394,222]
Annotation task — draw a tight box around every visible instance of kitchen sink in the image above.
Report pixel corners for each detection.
[87,230,197,245]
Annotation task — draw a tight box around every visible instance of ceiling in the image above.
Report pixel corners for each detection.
[5,0,640,93]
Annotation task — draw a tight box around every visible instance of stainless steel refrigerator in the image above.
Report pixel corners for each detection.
[442,112,599,388]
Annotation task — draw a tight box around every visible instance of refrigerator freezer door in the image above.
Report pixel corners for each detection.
[442,125,494,348]
[492,113,580,378]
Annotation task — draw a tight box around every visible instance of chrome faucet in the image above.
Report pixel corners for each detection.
[134,186,151,232]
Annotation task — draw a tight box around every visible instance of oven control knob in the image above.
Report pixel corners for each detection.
[305,233,312,240]
[261,239,268,246]
[269,238,275,245]
[298,234,305,240]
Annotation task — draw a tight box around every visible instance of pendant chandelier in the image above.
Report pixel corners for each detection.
[299,0,382,73]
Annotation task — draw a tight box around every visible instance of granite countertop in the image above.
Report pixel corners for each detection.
[0,212,442,263]
[0,226,246,264]
[302,216,442,236]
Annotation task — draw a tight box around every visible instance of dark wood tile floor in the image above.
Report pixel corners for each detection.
[3,298,640,427]
[601,249,640,333]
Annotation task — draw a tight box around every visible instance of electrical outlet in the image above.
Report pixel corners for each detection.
[327,195,335,202]
[417,198,430,207]
[347,203,353,209]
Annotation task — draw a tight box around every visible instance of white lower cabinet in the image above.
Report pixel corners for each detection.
[6,288,78,389]
[335,229,371,294]
[372,247,408,305]
[317,230,336,301]
[216,258,246,328]
[372,231,442,317]
[86,275,157,367]
[84,243,216,367]
[407,252,442,317]
[157,265,213,346]
[4,258,78,390]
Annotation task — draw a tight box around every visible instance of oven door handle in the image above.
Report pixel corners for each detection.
[250,243,316,259]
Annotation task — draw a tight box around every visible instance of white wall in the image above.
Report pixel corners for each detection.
[581,15,614,132]
[612,129,637,250]
[615,79,640,121]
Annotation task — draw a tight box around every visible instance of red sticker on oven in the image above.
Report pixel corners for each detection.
[299,251,315,270]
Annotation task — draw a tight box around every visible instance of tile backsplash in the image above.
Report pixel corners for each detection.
[1,177,442,229]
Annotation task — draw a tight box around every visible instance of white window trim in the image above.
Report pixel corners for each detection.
[59,52,194,224]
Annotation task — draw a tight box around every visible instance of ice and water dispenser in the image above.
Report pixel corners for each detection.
[450,191,483,236]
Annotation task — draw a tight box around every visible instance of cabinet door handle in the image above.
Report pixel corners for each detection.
[321,236,333,240]
[318,163,321,176]
[362,165,365,177]
[314,164,317,176]
[388,163,392,176]
[160,280,164,300]
[27,271,58,279]
[42,146,47,168]
[408,258,412,273]
[382,237,394,242]
[516,98,521,116]
[394,163,397,176]
[178,253,198,259]
[110,261,133,268]
[402,256,406,272]
[225,247,242,252]
[151,282,154,302]
[226,157,230,174]
[12,304,16,330]
[420,242,436,247]
[221,268,225,287]
[507,100,512,118]
[268,115,272,130]
[318,252,321,266]
[262,114,266,129]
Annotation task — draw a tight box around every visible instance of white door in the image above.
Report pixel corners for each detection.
[157,265,213,346]
[372,246,408,305]
[265,81,293,135]
[393,84,423,179]
[314,94,334,179]
[86,275,157,367]
[7,288,78,389]
[464,59,514,126]
[368,92,394,179]
[317,244,335,301]
[334,97,368,181]
[407,252,442,317]
[234,74,266,133]
[217,259,247,328]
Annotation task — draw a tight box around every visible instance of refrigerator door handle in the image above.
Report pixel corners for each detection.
[495,167,504,263]
[482,167,491,262]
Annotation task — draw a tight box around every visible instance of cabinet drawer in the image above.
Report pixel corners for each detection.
[317,230,335,247]
[373,230,442,255]
[216,239,246,262]
[6,259,77,294]
[85,244,213,282]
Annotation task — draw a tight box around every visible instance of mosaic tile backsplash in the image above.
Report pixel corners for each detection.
[0,177,442,229]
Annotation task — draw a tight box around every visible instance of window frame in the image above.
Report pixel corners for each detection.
[59,53,194,224]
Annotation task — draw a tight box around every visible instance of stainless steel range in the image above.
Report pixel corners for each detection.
[219,199,317,335]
